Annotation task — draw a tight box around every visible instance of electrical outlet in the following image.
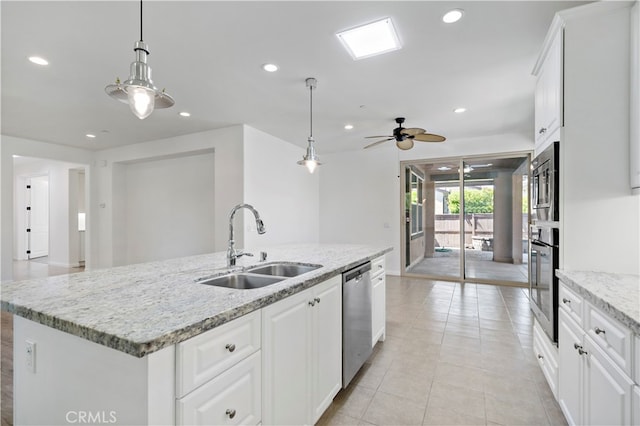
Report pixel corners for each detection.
[25,340,36,373]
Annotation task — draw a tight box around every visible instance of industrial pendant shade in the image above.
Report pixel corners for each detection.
[298,77,322,173]
[105,0,174,119]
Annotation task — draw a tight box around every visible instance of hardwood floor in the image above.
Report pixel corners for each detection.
[1,259,83,426]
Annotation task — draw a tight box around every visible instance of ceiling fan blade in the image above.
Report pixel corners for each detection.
[401,127,426,136]
[365,135,393,138]
[396,139,414,150]
[413,133,446,142]
[364,138,393,149]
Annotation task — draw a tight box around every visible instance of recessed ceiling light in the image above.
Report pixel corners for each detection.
[454,107,467,113]
[179,111,191,117]
[336,17,402,60]
[85,134,96,139]
[262,63,279,72]
[344,124,354,130]
[442,9,464,24]
[28,56,49,66]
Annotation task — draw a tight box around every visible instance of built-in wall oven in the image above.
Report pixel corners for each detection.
[530,225,559,342]
[529,141,560,342]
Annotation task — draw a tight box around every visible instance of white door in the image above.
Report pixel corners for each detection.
[27,175,49,259]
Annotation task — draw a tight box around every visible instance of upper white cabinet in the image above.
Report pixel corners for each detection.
[533,25,563,153]
[631,1,640,192]
[261,275,342,426]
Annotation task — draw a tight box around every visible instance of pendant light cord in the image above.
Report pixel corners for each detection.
[309,84,313,138]
[139,0,143,41]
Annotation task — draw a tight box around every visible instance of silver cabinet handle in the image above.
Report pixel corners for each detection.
[539,127,547,134]
[594,327,605,335]
[226,409,236,419]
[537,354,544,360]
[574,343,588,355]
[573,343,581,350]
[225,343,236,353]
[314,297,321,304]
[308,300,316,307]
[562,298,571,304]
[378,277,384,281]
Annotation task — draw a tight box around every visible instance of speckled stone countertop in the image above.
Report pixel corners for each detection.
[1,244,392,357]
[556,270,640,334]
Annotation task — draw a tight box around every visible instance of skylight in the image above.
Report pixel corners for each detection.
[336,18,402,60]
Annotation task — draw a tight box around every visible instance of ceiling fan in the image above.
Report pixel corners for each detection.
[364,117,446,150]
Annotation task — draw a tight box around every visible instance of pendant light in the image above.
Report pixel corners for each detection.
[298,77,322,173]
[105,0,174,119]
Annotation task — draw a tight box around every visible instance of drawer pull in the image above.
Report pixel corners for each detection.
[539,127,547,135]
[225,343,236,353]
[562,298,571,304]
[314,297,321,304]
[537,354,544,360]
[594,327,605,335]
[308,300,316,307]
[226,409,236,419]
[574,343,588,356]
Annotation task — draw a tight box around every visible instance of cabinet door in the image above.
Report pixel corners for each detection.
[262,289,311,426]
[176,352,261,426]
[372,274,386,346]
[633,385,640,426]
[311,276,342,424]
[535,27,563,150]
[583,337,634,426]
[558,309,583,426]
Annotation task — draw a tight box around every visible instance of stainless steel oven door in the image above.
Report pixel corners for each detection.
[530,240,556,341]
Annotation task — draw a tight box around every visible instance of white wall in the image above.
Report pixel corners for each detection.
[561,4,640,274]
[319,133,534,275]
[1,136,93,281]
[242,126,319,250]
[121,152,215,265]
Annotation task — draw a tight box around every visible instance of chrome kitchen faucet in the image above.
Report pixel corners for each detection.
[227,204,266,267]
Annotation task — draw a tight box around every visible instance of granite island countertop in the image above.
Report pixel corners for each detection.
[1,244,392,357]
[556,269,640,334]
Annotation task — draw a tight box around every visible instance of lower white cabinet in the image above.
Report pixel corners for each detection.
[633,385,640,425]
[558,282,636,426]
[176,352,261,425]
[371,255,386,346]
[533,317,559,399]
[262,275,342,425]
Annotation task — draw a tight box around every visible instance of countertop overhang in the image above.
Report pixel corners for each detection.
[1,244,392,357]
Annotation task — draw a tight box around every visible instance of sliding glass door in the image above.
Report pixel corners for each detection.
[404,154,530,285]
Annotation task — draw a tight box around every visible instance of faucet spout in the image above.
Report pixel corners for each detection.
[227,203,266,267]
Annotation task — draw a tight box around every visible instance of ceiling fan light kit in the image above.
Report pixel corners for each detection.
[105,0,174,120]
[364,117,446,150]
[298,77,322,173]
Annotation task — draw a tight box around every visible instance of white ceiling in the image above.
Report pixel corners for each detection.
[1,1,588,154]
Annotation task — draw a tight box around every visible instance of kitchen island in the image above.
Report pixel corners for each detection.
[1,244,391,425]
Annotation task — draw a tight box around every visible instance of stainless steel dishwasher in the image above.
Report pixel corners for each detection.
[342,261,372,388]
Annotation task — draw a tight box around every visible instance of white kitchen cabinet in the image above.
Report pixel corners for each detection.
[262,275,342,426]
[371,255,386,346]
[631,1,640,192]
[533,317,559,399]
[557,281,637,426]
[633,385,640,425]
[533,23,563,153]
[175,311,262,426]
[176,352,261,426]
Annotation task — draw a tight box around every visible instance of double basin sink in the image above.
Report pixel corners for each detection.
[197,262,322,290]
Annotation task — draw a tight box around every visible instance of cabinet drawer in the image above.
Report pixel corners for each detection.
[176,310,261,397]
[585,302,632,376]
[533,318,559,399]
[559,283,583,327]
[371,256,385,278]
[176,351,261,426]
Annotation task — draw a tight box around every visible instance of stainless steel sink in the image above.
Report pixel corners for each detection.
[198,273,284,290]
[246,263,322,277]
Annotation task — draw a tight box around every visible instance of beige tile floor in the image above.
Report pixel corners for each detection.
[318,275,567,426]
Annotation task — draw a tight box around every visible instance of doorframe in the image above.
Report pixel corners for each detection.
[399,150,532,286]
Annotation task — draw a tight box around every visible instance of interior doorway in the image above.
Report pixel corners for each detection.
[26,175,49,259]
[402,153,530,286]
